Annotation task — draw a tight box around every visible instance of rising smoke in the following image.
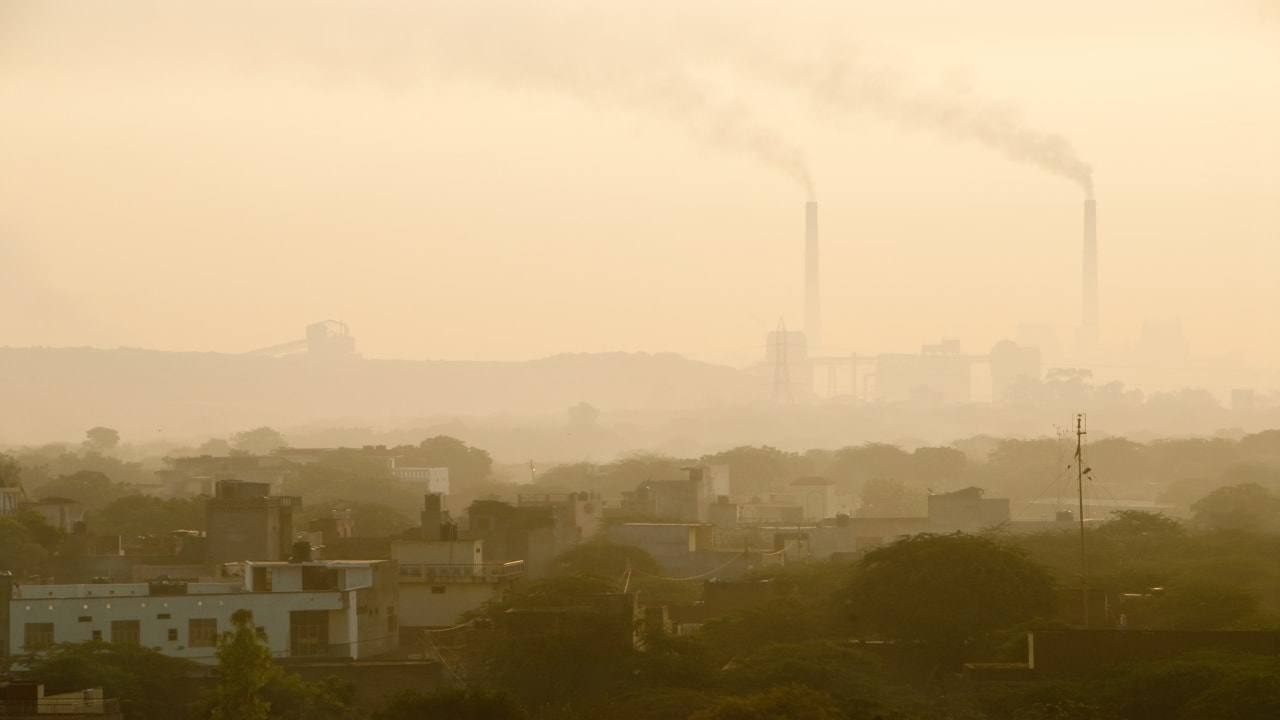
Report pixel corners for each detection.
[758,56,1094,196]
[9,1,1111,202]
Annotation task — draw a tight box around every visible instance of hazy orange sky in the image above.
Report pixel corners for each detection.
[2,0,1277,369]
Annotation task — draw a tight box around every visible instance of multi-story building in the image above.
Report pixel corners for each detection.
[2,558,399,664]
[205,480,299,568]
[392,494,523,628]
[392,539,522,628]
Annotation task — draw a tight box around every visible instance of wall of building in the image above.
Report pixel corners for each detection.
[399,582,505,629]
[9,582,340,663]
[10,561,399,663]
[391,539,517,628]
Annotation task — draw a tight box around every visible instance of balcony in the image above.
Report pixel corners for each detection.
[397,560,524,583]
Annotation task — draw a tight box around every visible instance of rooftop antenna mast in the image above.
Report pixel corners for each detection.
[1074,412,1090,628]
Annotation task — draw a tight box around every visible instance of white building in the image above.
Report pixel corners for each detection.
[392,538,522,628]
[4,559,399,664]
[392,466,450,495]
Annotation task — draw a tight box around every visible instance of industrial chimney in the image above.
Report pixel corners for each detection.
[1081,194,1099,347]
[805,201,821,355]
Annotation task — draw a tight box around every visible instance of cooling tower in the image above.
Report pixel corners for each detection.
[805,201,821,354]
[1082,195,1099,347]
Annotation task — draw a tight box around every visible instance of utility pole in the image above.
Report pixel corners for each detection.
[1075,413,1089,629]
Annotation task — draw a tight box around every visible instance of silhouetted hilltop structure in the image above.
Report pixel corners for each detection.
[0,347,756,442]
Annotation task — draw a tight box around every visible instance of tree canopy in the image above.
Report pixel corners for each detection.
[85,426,121,452]
[846,533,1057,655]
[208,609,273,720]
[231,426,288,455]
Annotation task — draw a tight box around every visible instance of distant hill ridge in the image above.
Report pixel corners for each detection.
[0,346,755,443]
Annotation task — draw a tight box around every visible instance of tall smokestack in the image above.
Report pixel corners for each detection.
[805,200,821,355]
[1082,194,1099,347]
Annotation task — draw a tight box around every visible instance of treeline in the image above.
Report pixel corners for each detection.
[374,516,1280,719]
[535,430,1280,520]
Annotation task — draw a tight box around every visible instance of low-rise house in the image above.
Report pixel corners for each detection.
[392,538,522,629]
[2,558,399,664]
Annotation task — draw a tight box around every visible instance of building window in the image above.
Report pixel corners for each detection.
[157,613,171,620]
[111,620,141,646]
[92,630,102,641]
[189,618,218,648]
[168,628,178,641]
[78,616,92,622]
[431,586,446,595]
[24,623,54,651]
[289,610,329,657]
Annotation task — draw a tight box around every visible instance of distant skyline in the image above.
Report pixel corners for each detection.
[2,0,1277,371]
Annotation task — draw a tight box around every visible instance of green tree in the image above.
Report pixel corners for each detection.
[717,641,884,715]
[858,477,920,517]
[260,673,361,720]
[0,515,51,576]
[1191,483,1280,533]
[231,426,288,455]
[285,459,418,536]
[89,495,207,537]
[299,498,415,538]
[553,541,660,579]
[1097,510,1183,538]
[197,437,232,455]
[826,443,914,498]
[16,641,197,720]
[846,533,1057,661]
[1,451,21,486]
[374,687,528,720]
[208,609,273,720]
[698,446,797,497]
[36,470,136,512]
[85,426,121,452]
[688,683,843,720]
[399,436,494,487]
[911,446,968,486]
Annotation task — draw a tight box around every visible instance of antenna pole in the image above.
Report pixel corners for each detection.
[1075,413,1089,628]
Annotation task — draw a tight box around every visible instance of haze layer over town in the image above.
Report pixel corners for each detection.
[3,2,1280,720]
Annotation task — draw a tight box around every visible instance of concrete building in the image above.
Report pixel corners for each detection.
[3,559,399,664]
[503,592,643,653]
[464,500,577,580]
[205,480,299,569]
[157,455,294,499]
[927,486,1010,533]
[620,467,714,523]
[392,466,450,495]
[517,492,605,542]
[392,537,523,628]
[788,477,836,522]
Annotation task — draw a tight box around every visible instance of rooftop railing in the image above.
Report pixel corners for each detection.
[397,560,524,583]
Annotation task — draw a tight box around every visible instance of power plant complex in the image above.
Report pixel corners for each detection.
[774,193,1101,403]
